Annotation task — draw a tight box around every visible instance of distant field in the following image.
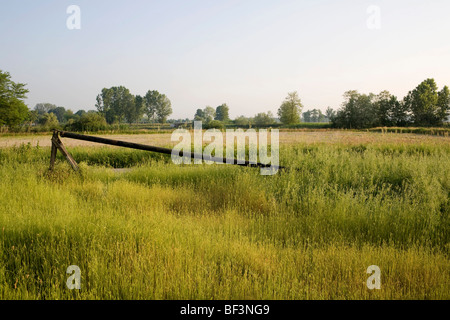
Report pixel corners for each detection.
[1,130,449,148]
[0,131,448,299]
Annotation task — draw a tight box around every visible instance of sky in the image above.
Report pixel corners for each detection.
[1,0,450,119]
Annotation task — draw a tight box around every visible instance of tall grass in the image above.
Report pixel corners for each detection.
[0,138,448,299]
[368,126,450,136]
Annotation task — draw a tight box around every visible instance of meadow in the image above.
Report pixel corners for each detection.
[0,131,448,299]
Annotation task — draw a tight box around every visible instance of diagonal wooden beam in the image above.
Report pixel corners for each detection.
[50,131,79,171]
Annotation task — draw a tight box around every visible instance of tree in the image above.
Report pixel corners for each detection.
[437,86,450,124]
[75,110,87,117]
[203,106,216,123]
[215,103,230,122]
[325,107,335,122]
[64,109,73,120]
[155,94,172,123]
[206,120,224,129]
[96,88,112,123]
[332,91,377,129]
[373,91,401,127]
[277,91,303,125]
[144,90,158,122]
[49,106,67,123]
[302,109,326,122]
[403,78,448,126]
[253,111,275,126]
[310,109,320,122]
[128,94,145,123]
[96,86,134,124]
[66,112,107,132]
[144,90,172,123]
[38,112,59,129]
[0,70,29,127]
[27,110,39,125]
[115,86,134,123]
[302,110,311,122]
[234,115,251,127]
[124,94,144,124]
[194,108,205,122]
[34,103,57,115]
[390,98,410,126]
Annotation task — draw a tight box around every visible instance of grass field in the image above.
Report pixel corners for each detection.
[0,131,448,299]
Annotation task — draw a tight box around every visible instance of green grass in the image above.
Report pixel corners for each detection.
[0,137,448,299]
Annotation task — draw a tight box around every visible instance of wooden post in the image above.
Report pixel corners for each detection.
[50,131,79,171]
[49,132,58,170]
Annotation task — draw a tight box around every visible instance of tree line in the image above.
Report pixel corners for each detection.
[191,92,304,128]
[0,70,176,132]
[95,87,172,124]
[269,79,449,128]
[1,68,449,131]
[330,79,450,128]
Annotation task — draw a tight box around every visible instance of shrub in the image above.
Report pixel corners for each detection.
[65,113,107,132]
[205,120,224,130]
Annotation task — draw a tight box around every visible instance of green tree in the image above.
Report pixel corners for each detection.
[404,78,448,126]
[277,91,303,125]
[155,94,172,123]
[64,109,75,123]
[65,112,107,132]
[234,115,251,127]
[215,103,230,122]
[27,110,39,125]
[96,86,134,124]
[34,103,57,115]
[206,120,224,129]
[0,70,29,127]
[302,110,311,122]
[303,109,326,122]
[96,88,112,123]
[114,86,134,123]
[203,106,216,123]
[75,110,87,117]
[38,112,59,129]
[373,91,401,126]
[49,106,67,123]
[123,94,144,124]
[194,108,205,122]
[391,99,410,126]
[310,109,319,122]
[144,90,172,123]
[325,107,335,122]
[437,86,450,124]
[144,90,158,122]
[333,91,376,129]
[128,94,144,123]
[77,113,106,131]
[318,110,326,122]
[253,111,275,126]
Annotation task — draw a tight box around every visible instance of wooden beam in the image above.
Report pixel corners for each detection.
[50,132,79,171]
[57,130,284,170]
[49,132,58,170]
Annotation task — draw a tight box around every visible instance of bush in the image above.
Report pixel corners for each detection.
[64,113,107,132]
[205,120,224,130]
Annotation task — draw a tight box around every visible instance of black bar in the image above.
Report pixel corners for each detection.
[56,130,283,170]
[0,300,443,318]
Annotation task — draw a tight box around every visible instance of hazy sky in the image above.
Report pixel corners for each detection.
[1,0,449,119]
